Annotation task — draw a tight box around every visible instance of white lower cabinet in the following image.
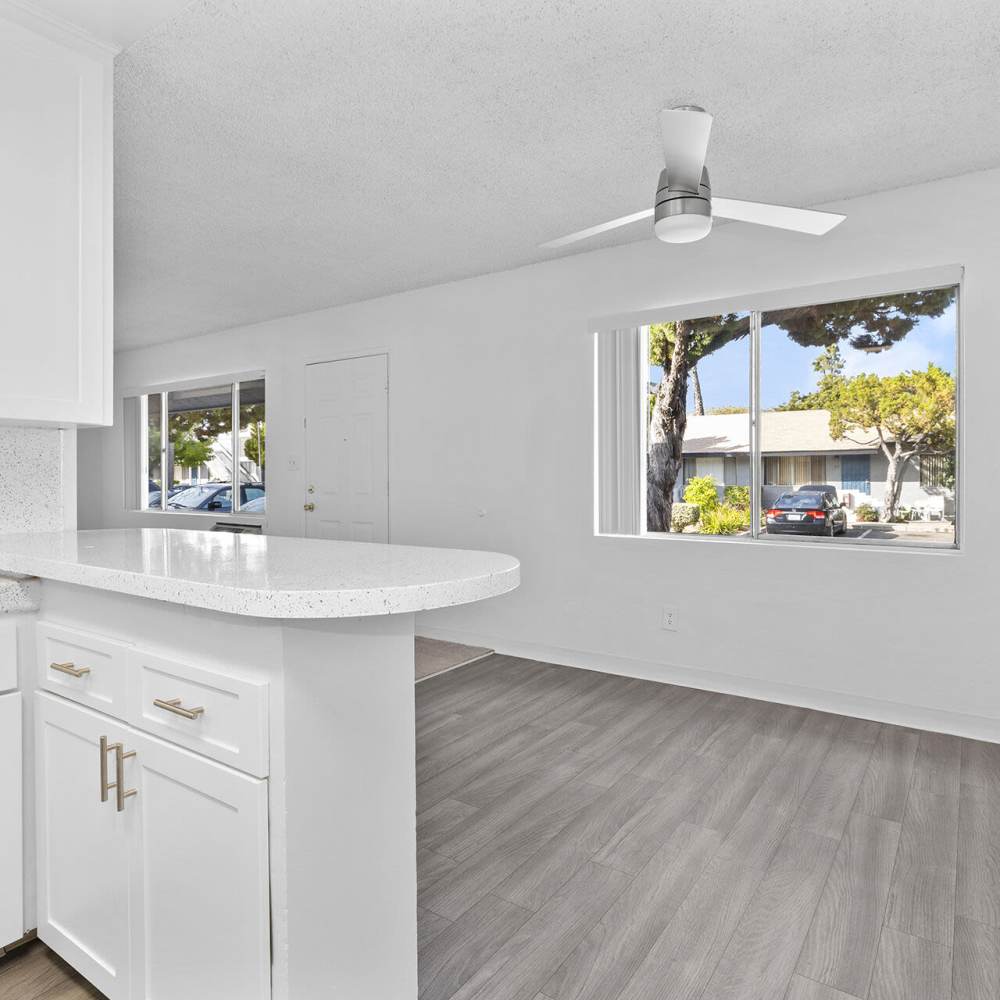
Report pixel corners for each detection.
[0,692,23,948]
[36,692,270,1000]
[35,695,132,998]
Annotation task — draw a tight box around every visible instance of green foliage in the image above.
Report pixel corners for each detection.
[707,406,748,415]
[699,504,749,535]
[822,358,955,454]
[855,504,879,522]
[167,406,229,469]
[244,421,265,467]
[772,345,846,411]
[669,503,700,533]
[763,287,956,353]
[683,475,720,512]
[723,485,750,511]
[649,316,751,371]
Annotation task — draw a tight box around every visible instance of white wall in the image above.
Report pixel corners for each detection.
[81,168,1000,739]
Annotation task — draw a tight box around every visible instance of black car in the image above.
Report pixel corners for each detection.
[766,490,847,536]
[796,484,840,501]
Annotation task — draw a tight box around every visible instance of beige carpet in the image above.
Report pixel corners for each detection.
[415,636,493,681]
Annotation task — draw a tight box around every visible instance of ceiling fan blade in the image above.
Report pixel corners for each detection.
[659,107,713,192]
[539,208,654,249]
[712,197,845,235]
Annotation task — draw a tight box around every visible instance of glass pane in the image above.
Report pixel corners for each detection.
[647,312,751,535]
[760,286,958,546]
[165,384,233,513]
[145,393,162,510]
[237,378,265,512]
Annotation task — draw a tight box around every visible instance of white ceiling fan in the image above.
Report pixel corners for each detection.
[540,106,845,249]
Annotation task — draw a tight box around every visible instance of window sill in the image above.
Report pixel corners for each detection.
[126,509,266,522]
[595,530,960,554]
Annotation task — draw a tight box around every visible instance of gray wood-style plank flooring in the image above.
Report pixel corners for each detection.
[4,652,999,1000]
[416,654,1000,1000]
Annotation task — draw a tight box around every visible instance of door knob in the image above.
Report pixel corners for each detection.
[304,502,315,512]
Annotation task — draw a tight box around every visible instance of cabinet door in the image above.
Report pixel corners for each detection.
[128,730,270,1000]
[0,12,112,426]
[0,693,22,947]
[35,693,132,999]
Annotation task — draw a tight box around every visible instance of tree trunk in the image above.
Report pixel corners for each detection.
[882,446,908,521]
[647,324,691,531]
[691,365,704,416]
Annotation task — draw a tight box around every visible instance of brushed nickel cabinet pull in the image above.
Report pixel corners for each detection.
[153,697,205,720]
[114,743,137,813]
[99,735,115,802]
[51,661,90,678]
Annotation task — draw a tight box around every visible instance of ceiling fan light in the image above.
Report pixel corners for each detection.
[654,213,713,243]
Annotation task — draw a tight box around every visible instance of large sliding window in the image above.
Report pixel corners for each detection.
[126,375,265,515]
[601,279,959,548]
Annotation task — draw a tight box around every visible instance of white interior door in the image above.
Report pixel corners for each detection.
[35,694,132,1000]
[304,354,389,541]
[127,730,270,1000]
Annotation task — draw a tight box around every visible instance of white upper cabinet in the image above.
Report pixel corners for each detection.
[0,5,113,426]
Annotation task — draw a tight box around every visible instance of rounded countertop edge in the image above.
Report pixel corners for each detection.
[0,555,520,619]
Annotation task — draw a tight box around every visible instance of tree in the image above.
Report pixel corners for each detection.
[818,353,955,520]
[646,288,956,531]
[691,365,705,415]
[771,345,844,411]
[244,421,265,470]
[168,406,229,477]
[647,316,749,531]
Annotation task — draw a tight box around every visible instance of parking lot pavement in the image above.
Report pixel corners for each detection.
[762,522,955,543]
[843,523,954,542]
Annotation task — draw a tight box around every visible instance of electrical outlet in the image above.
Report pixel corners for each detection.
[661,607,678,631]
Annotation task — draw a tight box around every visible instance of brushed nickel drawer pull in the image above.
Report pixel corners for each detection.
[114,742,137,813]
[51,661,90,678]
[153,697,205,720]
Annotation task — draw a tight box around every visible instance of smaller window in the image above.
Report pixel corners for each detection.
[126,375,265,515]
[920,454,950,489]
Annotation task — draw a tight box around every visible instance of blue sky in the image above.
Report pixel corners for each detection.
[648,303,957,412]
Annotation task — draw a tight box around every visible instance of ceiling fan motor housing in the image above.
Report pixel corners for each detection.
[654,166,713,243]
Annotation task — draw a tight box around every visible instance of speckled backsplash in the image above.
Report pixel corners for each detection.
[0,427,65,532]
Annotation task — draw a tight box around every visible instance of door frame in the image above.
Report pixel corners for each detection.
[301,351,390,541]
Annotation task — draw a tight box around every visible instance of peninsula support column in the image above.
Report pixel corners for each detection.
[276,613,417,1000]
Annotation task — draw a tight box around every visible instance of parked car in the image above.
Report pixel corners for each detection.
[765,490,847,536]
[240,495,266,514]
[167,483,265,513]
[148,481,203,508]
[796,483,840,502]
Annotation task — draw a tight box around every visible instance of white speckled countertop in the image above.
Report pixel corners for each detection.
[0,572,39,613]
[0,529,519,619]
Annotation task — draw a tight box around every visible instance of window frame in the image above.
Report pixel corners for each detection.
[125,370,266,520]
[594,265,963,552]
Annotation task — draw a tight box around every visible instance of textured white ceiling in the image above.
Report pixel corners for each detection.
[114,0,1000,349]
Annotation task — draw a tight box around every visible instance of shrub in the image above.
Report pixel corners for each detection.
[855,503,879,522]
[683,475,720,512]
[669,502,700,533]
[723,485,751,511]
[699,504,750,535]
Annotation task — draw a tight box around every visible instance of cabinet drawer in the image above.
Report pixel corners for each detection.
[36,622,129,719]
[125,651,268,777]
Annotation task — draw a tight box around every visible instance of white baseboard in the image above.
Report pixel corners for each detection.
[418,625,1000,743]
